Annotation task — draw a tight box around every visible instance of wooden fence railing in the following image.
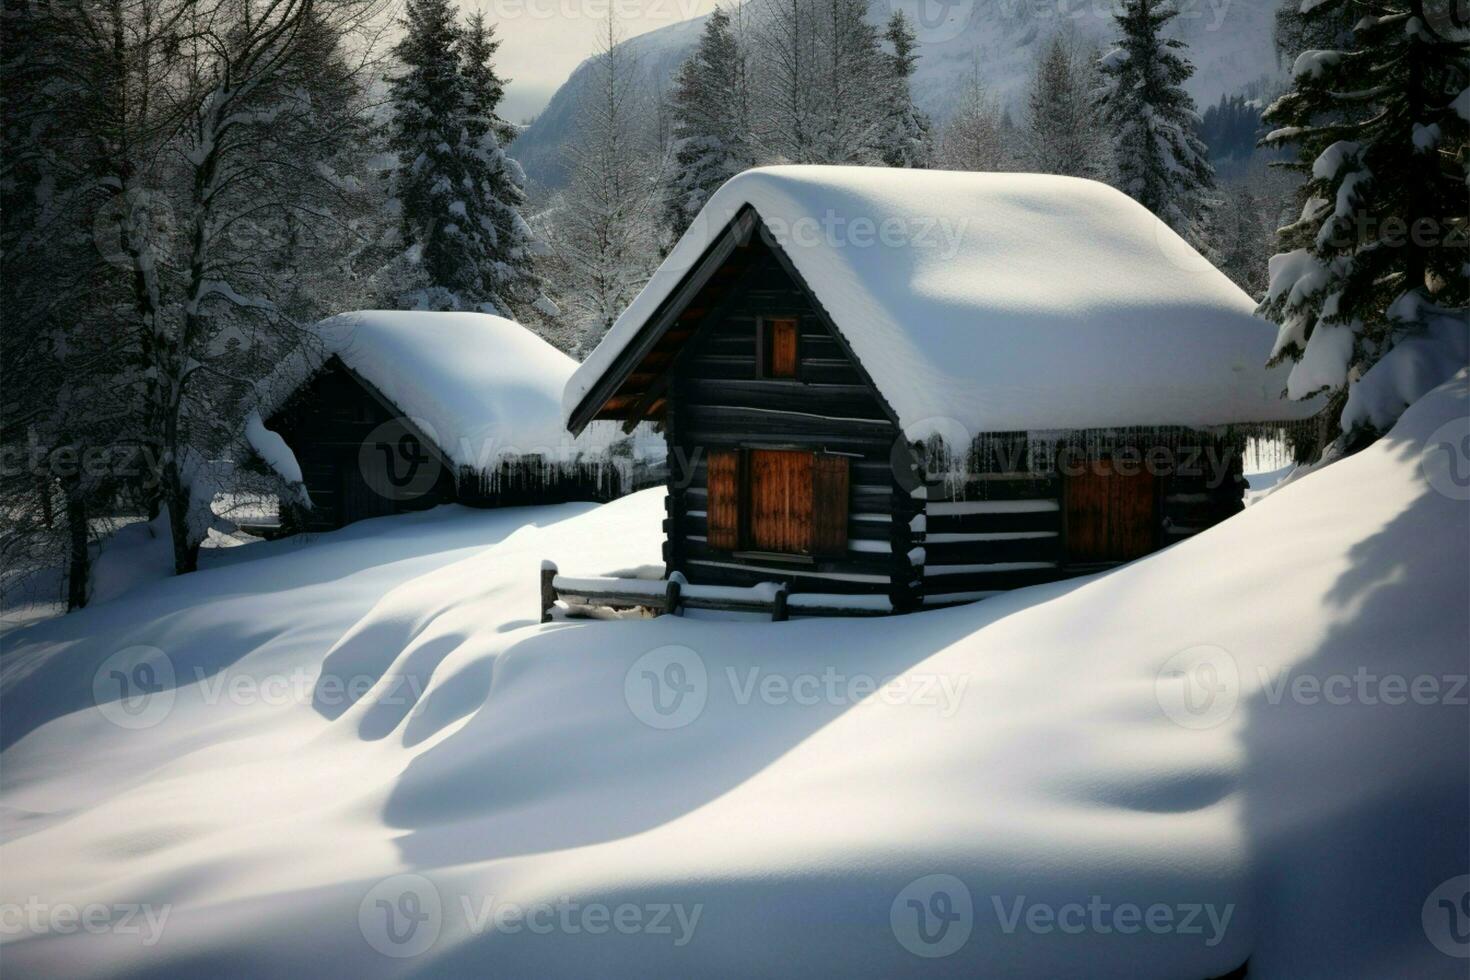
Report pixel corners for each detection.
[540,562,892,623]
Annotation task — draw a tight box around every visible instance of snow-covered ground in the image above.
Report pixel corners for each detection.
[2,378,1467,978]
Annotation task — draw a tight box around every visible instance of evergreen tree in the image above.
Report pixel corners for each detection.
[460,12,543,318]
[1198,94,1268,164]
[461,13,514,147]
[1023,34,1112,181]
[1097,0,1216,238]
[877,11,932,168]
[387,0,488,309]
[663,6,750,241]
[1258,0,1468,438]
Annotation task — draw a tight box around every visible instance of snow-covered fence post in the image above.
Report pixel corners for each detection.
[664,575,682,617]
[771,583,789,622]
[540,560,558,624]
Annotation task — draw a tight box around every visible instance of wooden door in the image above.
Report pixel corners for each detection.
[749,449,813,553]
[340,454,394,527]
[1065,464,1156,562]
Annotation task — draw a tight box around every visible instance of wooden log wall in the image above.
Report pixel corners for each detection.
[662,240,919,606]
[909,432,1248,607]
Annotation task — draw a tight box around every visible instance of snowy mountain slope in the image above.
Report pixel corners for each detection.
[513,0,1284,189]
[2,378,1467,977]
[512,17,710,192]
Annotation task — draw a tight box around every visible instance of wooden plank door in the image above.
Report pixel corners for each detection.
[749,449,814,553]
[1065,464,1157,562]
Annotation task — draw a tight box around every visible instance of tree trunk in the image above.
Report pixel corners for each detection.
[165,475,198,574]
[64,483,90,610]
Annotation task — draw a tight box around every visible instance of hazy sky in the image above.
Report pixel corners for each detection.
[473,0,720,123]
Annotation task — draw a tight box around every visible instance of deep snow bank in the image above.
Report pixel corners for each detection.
[1,378,1467,978]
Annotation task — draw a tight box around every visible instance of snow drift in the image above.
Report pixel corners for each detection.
[2,376,1466,978]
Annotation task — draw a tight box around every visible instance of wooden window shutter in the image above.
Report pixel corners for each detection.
[811,453,850,555]
[707,449,743,550]
[763,318,799,378]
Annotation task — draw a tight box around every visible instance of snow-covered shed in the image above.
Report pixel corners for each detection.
[250,311,659,531]
[564,166,1323,611]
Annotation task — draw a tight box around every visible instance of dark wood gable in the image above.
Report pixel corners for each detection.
[264,357,457,531]
[567,209,919,602]
[566,207,902,438]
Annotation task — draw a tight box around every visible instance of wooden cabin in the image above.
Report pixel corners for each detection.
[563,167,1321,613]
[250,311,660,532]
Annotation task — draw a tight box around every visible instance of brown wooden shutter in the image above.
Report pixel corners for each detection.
[1065,462,1156,562]
[765,318,799,378]
[811,453,850,555]
[707,449,743,550]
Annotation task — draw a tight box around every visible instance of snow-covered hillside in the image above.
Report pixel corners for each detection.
[2,377,1467,978]
[514,0,1283,189]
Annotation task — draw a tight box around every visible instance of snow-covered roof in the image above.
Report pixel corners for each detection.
[258,311,646,472]
[565,166,1322,439]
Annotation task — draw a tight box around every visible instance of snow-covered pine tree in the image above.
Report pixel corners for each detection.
[877,10,932,168]
[1258,0,1468,441]
[387,0,489,309]
[1097,0,1216,239]
[460,11,543,319]
[1023,33,1113,181]
[663,6,749,242]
